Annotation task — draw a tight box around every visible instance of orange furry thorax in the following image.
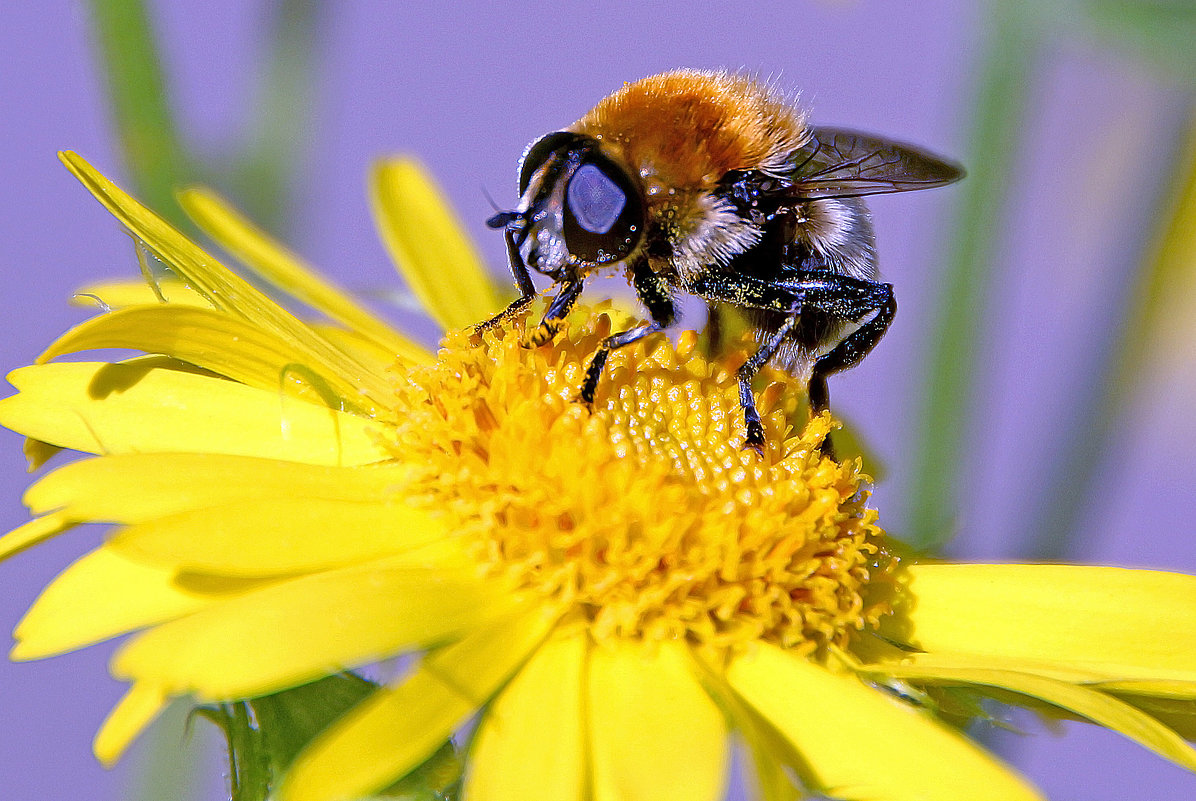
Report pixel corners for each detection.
[570,70,809,194]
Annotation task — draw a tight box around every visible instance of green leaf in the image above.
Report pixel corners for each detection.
[199,673,462,801]
[198,674,377,801]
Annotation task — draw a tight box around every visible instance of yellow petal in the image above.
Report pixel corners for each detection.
[94,682,168,766]
[1114,693,1196,742]
[39,305,379,413]
[0,360,390,465]
[23,453,413,524]
[688,648,803,801]
[179,187,430,365]
[72,279,211,309]
[370,158,504,331]
[13,545,270,660]
[727,644,1043,801]
[112,561,511,699]
[0,511,73,561]
[893,564,1196,684]
[589,640,727,801]
[878,659,1196,772]
[110,496,453,576]
[313,323,429,370]
[280,608,554,801]
[466,632,587,801]
[59,152,394,412]
[23,436,62,471]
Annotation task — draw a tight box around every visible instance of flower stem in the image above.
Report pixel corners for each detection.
[85,0,194,230]
[906,1,1042,550]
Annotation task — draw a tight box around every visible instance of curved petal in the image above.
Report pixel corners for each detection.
[279,608,554,801]
[313,324,427,371]
[13,545,272,660]
[0,511,73,562]
[94,682,168,766]
[876,659,1196,772]
[892,564,1196,684]
[23,453,414,524]
[465,632,587,801]
[39,305,383,413]
[71,279,211,309]
[370,158,504,331]
[588,640,727,801]
[110,496,456,576]
[727,644,1043,801]
[179,187,430,365]
[60,152,393,411]
[112,561,512,699]
[0,360,391,465]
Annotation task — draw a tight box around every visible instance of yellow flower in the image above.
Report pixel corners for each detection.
[4,152,1196,801]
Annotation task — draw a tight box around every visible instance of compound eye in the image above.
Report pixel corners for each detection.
[562,159,643,263]
[566,163,626,234]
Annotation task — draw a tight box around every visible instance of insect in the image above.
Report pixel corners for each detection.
[484,69,963,455]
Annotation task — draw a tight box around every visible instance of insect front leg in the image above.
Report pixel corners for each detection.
[526,276,585,346]
[476,226,540,332]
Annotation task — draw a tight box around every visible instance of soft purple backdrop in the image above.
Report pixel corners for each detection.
[3,2,1195,799]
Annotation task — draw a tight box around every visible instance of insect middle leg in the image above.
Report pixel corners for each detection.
[691,270,895,456]
[579,257,677,405]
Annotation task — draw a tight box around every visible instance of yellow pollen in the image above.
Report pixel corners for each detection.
[384,305,895,650]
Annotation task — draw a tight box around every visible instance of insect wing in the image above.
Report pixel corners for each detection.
[786,126,964,199]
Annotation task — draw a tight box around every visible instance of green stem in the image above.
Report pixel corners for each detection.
[85,0,194,229]
[905,1,1042,550]
[226,0,323,232]
[121,700,210,801]
[1023,110,1196,561]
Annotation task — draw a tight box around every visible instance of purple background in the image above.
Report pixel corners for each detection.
[3,2,1195,799]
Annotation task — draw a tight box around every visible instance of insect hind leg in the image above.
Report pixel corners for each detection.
[808,285,895,416]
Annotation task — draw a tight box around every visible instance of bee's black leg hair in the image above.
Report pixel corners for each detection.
[476,227,540,332]
[579,257,676,405]
[690,270,895,456]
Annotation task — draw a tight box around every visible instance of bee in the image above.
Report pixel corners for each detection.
[484,69,963,455]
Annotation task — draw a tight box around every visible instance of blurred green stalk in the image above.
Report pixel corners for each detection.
[225,0,322,232]
[86,0,194,229]
[1025,110,1196,561]
[906,2,1042,550]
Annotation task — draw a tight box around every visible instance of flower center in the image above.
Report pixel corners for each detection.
[384,306,894,651]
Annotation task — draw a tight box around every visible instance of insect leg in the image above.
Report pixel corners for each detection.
[579,320,666,404]
[476,226,540,332]
[690,271,803,448]
[526,276,586,346]
[806,280,896,414]
[579,257,676,405]
[737,310,801,449]
[691,270,893,456]
[783,273,894,458]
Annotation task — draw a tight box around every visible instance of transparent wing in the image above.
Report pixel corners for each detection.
[784,126,964,199]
